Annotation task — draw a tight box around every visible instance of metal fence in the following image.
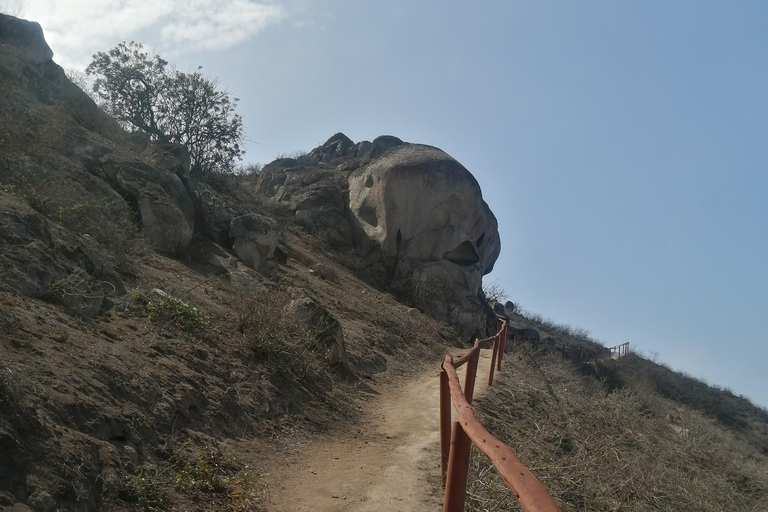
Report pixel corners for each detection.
[439,318,563,512]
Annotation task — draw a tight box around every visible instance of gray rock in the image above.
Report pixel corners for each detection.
[0,15,53,64]
[254,162,354,247]
[188,179,235,245]
[369,135,404,160]
[348,143,500,339]
[229,213,282,277]
[101,157,194,255]
[308,132,356,164]
[229,270,263,293]
[284,296,347,365]
[509,327,541,341]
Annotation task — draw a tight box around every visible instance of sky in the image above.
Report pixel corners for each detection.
[7,1,768,407]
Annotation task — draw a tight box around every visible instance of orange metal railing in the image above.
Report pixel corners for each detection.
[439,318,562,512]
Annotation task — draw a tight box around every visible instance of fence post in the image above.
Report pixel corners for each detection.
[488,335,498,386]
[464,345,480,404]
[443,421,472,512]
[440,370,451,483]
[497,323,506,370]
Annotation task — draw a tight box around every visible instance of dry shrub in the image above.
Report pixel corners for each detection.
[465,344,768,512]
[235,286,325,381]
[391,267,452,313]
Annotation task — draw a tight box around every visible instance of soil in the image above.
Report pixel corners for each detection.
[247,346,498,512]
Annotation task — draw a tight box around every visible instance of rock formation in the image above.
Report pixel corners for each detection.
[255,133,501,338]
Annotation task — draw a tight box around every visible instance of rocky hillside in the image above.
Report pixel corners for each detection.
[0,13,504,512]
[3,13,768,512]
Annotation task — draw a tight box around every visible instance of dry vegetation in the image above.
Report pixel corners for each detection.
[465,343,768,512]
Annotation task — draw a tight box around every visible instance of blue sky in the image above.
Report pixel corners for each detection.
[13,1,768,407]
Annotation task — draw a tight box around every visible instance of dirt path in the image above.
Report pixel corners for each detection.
[263,347,496,512]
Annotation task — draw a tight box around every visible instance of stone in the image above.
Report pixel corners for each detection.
[101,157,194,255]
[348,143,500,338]
[142,142,191,178]
[369,135,404,160]
[188,179,235,245]
[254,162,354,247]
[509,327,540,341]
[308,132,356,164]
[229,270,262,292]
[0,15,53,64]
[283,296,347,365]
[229,213,282,277]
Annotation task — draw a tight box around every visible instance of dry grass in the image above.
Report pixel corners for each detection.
[235,286,327,383]
[465,344,768,512]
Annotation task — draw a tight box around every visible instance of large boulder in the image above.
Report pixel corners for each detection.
[348,143,500,338]
[229,213,282,277]
[101,157,194,255]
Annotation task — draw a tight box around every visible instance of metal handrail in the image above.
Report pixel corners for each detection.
[439,319,562,512]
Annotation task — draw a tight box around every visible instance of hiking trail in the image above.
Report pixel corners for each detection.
[255,347,497,512]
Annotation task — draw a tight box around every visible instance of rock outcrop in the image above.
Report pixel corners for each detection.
[347,143,500,338]
[101,157,195,255]
[0,192,125,316]
[253,134,501,338]
[283,295,348,365]
[229,213,282,277]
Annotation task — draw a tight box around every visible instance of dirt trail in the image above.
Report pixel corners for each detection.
[264,347,497,512]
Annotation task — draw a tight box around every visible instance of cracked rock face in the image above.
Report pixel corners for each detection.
[348,143,500,338]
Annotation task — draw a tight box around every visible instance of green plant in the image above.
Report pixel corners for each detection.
[174,444,266,511]
[86,41,244,176]
[120,463,168,511]
[131,288,205,332]
[176,445,227,493]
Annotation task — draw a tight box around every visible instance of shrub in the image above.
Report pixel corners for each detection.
[173,444,266,510]
[482,280,508,303]
[131,288,205,332]
[391,268,451,313]
[119,463,168,511]
[86,41,244,177]
[235,287,325,380]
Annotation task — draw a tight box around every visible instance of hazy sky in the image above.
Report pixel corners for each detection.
[10,1,768,407]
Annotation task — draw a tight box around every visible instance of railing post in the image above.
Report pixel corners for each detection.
[464,344,480,404]
[440,370,451,483]
[497,324,506,371]
[443,421,472,512]
[488,335,498,387]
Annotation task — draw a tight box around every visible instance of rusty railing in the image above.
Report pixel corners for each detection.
[439,318,562,512]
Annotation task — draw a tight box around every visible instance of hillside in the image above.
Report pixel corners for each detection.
[2,13,768,512]
[464,315,768,512]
